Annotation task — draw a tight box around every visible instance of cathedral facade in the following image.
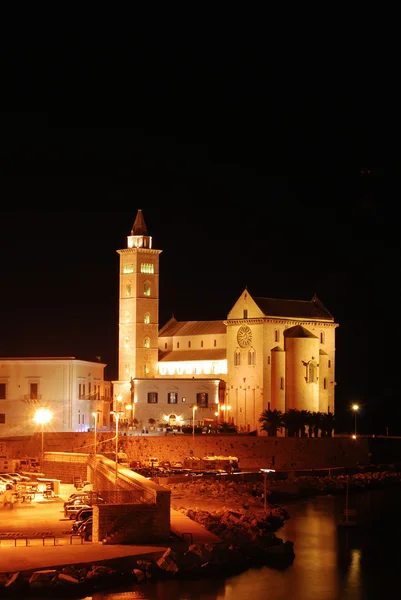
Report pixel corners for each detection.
[112,210,338,434]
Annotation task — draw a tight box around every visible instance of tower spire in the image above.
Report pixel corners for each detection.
[131,209,148,236]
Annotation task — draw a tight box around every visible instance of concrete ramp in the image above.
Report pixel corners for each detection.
[170,509,222,545]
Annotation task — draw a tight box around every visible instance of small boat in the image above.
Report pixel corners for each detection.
[338,477,358,527]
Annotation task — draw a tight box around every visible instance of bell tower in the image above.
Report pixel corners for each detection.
[116,209,162,384]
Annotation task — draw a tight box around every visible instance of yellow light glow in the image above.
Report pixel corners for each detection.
[33,407,52,425]
[352,434,357,439]
[125,405,132,410]
[352,404,359,411]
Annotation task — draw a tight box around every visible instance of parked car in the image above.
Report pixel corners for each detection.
[78,516,93,541]
[65,501,92,519]
[71,507,93,532]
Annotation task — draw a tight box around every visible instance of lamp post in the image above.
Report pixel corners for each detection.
[33,407,52,472]
[192,405,198,453]
[260,468,275,513]
[110,411,120,488]
[352,404,359,437]
[92,411,99,491]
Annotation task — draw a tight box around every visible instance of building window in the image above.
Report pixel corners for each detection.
[214,339,217,347]
[144,337,151,349]
[144,364,150,375]
[280,377,284,390]
[125,363,130,375]
[126,282,131,296]
[248,349,255,366]
[320,331,325,344]
[124,264,134,274]
[182,397,186,402]
[187,341,191,348]
[268,402,271,410]
[234,350,241,366]
[243,309,248,319]
[164,342,167,349]
[177,342,180,349]
[141,263,154,274]
[144,313,150,324]
[268,356,271,365]
[168,392,178,404]
[30,383,39,400]
[0,413,5,424]
[323,378,327,390]
[328,360,331,368]
[308,362,316,383]
[201,341,204,348]
[196,392,208,407]
[79,384,85,399]
[274,329,279,342]
[144,282,151,296]
[0,383,6,400]
[147,392,158,404]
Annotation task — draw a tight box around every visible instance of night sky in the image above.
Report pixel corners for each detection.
[0,114,395,435]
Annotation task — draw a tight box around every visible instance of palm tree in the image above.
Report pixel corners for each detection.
[320,412,335,437]
[308,411,323,437]
[282,409,303,437]
[258,409,283,437]
[298,410,311,437]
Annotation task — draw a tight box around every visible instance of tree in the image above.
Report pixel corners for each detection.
[281,409,303,437]
[259,409,283,437]
[320,412,335,437]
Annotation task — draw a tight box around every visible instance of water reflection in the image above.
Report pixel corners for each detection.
[87,489,401,600]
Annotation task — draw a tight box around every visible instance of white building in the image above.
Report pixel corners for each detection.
[0,357,111,435]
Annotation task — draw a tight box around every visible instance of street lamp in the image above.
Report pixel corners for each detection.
[260,468,275,513]
[192,405,198,453]
[110,411,120,488]
[92,411,99,491]
[352,404,359,437]
[33,408,52,471]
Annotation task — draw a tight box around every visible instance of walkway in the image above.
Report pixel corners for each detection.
[0,484,222,575]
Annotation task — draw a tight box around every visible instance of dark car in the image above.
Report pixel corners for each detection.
[78,516,93,541]
[71,507,93,532]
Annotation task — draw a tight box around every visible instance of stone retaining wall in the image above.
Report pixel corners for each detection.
[2,432,378,471]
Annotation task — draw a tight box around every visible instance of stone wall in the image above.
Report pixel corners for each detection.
[3,432,375,471]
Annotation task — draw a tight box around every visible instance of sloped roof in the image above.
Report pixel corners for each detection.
[131,209,148,235]
[319,349,328,355]
[271,346,284,352]
[253,295,334,320]
[284,325,318,338]
[159,319,226,337]
[158,349,227,362]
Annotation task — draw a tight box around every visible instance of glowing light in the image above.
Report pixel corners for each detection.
[33,407,52,426]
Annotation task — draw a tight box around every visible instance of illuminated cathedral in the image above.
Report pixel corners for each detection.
[112,210,338,434]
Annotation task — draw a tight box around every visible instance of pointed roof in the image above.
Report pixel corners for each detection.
[131,209,148,236]
[253,295,334,320]
[284,325,318,338]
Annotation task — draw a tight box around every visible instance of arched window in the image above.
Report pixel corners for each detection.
[274,329,279,342]
[234,350,241,366]
[144,337,151,349]
[144,313,150,324]
[320,331,325,344]
[308,362,316,383]
[144,282,151,296]
[323,377,327,390]
[248,349,255,366]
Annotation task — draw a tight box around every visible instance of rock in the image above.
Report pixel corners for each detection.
[133,568,146,582]
[57,572,80,585]
[4,571,26,591]
[29,569,58,588]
